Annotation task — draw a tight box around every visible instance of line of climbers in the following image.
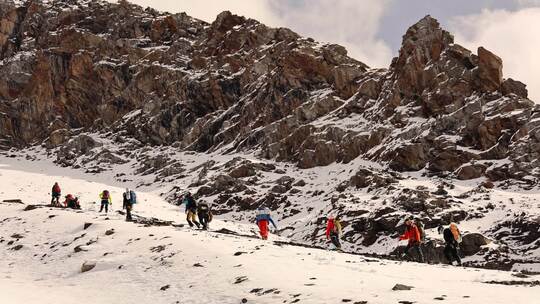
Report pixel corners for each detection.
[175,193,462,266]
[52,183,464,266]
[396,217,462,265]
[50,182,137,221]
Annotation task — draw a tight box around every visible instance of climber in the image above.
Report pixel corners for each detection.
[326,214,343,251]
[99,190,112,213]
[51,182,61,207]
[182,192,200,228]
[255,206,277,240]
[197,201,213,230]
[438,224,462,266]
[123,188,136,221]
[399,217,425,263]
[64,194,81,209]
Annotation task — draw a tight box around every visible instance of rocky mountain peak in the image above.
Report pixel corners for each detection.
[212,10,245,32]
[0,0,538,184]
[392,15,454,95]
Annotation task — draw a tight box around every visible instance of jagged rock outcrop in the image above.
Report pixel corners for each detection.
[0,2,537,185]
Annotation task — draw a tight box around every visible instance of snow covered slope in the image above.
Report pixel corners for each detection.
[0,160,538,304]
[2,142,539,272]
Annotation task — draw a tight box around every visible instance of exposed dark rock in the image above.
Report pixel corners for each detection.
[11,244,23,250]
[81,261,96,273]
[392,284,413,291]
[23,205,38,211]
[461,233,491,255]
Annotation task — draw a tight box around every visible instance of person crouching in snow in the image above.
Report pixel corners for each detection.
[51,182,61,207]
[399,217,425,263]
[255,207,277,240]
[326,215,343,251]
[64,194,81,209]
[182,192,200,228]
[99,190,112,213]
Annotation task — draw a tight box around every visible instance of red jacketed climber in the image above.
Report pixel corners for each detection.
[400,224,421,244]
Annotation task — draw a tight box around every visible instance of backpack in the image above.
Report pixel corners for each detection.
[450,223,462,243]
[415,220,426,243]
[53,184,61,193]
[102,190,110,199]
[129,190,137,204]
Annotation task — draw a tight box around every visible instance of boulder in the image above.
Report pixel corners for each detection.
[477,47,503,92]
[460,233,490,255]
[23,205,38,211]
[349,169,396,189]
[81,261,96,273]
[45,129,70,148]
[293,179,306,187]
[228,164,257,178]
[392,284,414,291]
[276,176,295,187]
[74,245,89,253]
[455,163,487,180]
[11,244,23,251]
[501,78,528,98]
[270,185,288,194]
[387,144,427,171]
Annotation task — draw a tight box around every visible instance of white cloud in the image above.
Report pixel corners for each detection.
[108,0,393,68]
[266,0,393,67]
[113,0,277,24]
[450,8,540,102]
[515,0,540,7]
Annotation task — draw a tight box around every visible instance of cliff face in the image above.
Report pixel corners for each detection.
[1,0,539,269]
[1,0,538,182]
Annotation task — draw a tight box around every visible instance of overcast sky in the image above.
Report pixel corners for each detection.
[110,0,540,102]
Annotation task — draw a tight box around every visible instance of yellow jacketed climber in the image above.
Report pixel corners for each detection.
[99,191,112,204]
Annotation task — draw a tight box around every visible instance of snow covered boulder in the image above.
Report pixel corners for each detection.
[228,164,257,179]
[349,168,397,189]
[45,128,70,148]
[455,163,487,180]
[386,144,428,171]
